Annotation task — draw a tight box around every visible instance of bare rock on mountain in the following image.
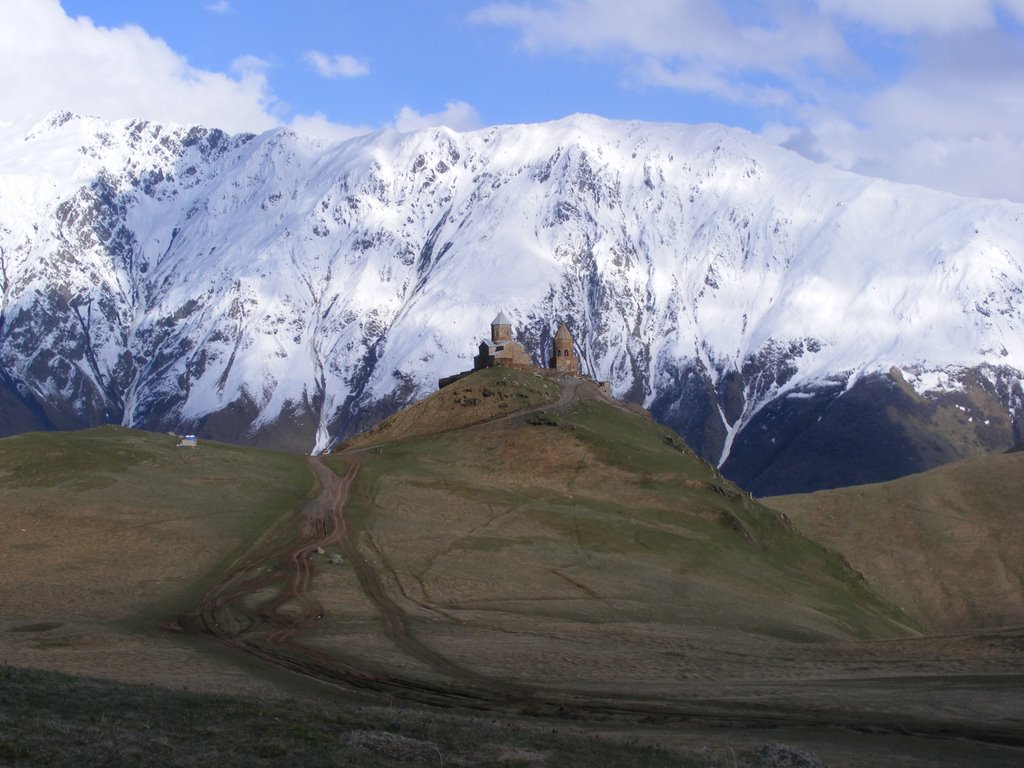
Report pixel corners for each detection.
[2,111,1023,493]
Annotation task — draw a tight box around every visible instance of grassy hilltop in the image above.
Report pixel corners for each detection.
[331,367,912,668]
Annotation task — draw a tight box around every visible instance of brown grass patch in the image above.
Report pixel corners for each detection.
[0,427,312,695]
[769,451,1024,632]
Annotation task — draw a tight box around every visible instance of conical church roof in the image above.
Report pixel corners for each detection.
[491,310,511,326]
[554,322,572,340]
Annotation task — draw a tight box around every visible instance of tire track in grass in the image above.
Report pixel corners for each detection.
[174,387,1024,751]
[183,456,525,706]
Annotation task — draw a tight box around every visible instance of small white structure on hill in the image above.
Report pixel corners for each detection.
[178,434,197,447]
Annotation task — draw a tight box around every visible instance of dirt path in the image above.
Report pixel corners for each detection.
[307,459,498,687]
[181,379,588,706]
[182,459,379,685]
[182,454,528,707]
[177,381,1024,752]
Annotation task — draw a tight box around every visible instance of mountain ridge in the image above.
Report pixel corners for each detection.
[1,110,1022,493]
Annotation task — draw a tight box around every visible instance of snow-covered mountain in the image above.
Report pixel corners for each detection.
[2,111,1023,493]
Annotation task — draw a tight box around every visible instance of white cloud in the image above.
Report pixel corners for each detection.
[786,112,1024,201]
[818,0,995,35]
[304,51,370,79]
[802,30,1024,201]
[0,0,279,133]
[638,59,792,107]
[476,0,1024,201]
[776,29,1024,200]
[394,101,482,132]
[289,112,371,143]
[0,0,481,151]
[473,0,852,102]
[205,0,232,14]
[1001,0,1024,22]
[817,0,1024,34]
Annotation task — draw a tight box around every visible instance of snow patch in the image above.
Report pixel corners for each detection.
[904,369,966,395]
[0,112,1023,452]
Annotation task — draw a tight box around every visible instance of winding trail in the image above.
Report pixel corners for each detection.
[176,378,1024,751]
[306,458,492,686]
[183,451,527,708]
[180,377,624,707]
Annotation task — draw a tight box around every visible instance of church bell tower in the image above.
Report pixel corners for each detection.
[550,322,579,374]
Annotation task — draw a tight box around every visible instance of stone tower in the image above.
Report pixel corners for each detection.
[491,310,512,342]
[550,322,579,374]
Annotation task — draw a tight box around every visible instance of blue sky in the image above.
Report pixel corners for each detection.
[3,0,1024,201]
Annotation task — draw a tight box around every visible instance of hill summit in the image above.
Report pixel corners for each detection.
[334,366,913,653]
[436,310,588,390]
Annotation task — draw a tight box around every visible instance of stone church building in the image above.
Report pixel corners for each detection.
[473,311,533,369]
[439,310,581,389]
[473,311,579,375]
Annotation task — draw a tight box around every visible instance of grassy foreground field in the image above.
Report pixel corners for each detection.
[3,378,1024,767]
[0,426,313,692]
[1,664,703,768]
[185,368,1024,764]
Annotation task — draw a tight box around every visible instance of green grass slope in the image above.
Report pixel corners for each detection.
[768,450,1024,632]
[0,426,313,689]
[323,369,913,701]
[0,664,709,768]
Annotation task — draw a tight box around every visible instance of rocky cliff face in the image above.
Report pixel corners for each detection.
[2,111,1023,493]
